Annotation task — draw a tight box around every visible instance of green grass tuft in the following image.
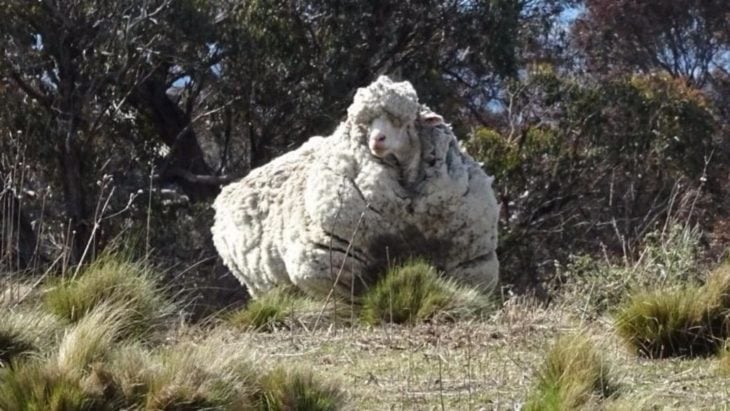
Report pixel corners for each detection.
[257,367,346,411]
[227,286,307,331]
[0,308,62,364]
[615,262,730,358]
[0,304,129,411]
[43,254,174,335]
[525,333,615,411]
[0,361,102,411]
[227,285,352,331]
[360,259,493,325]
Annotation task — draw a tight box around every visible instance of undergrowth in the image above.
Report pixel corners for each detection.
[560,223,703,313]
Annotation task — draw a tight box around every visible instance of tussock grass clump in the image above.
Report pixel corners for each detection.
[360,259,493,325]
[615,262,730,358]
[0,361,101,411]
[227,285,352,331]
[43,254,174,334]
[0,303,128,411]
[0,309,346,410]
[257,367,346,411]
[227,286,309,331]
[0,308,62,364]
[525,333,615,411]
[106,342,258,410]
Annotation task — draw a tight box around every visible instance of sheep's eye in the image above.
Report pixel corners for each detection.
[386,113,402,128]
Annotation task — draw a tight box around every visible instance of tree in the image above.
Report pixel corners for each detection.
[0,0,233,260]
[467,66,721,289]
[573,0,730,87]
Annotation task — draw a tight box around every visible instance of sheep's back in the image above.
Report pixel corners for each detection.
[211,136,325,296]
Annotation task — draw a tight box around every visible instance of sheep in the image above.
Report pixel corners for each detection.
[212,75,499,300]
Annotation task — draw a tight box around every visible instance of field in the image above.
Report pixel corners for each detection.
[2,236,730,410]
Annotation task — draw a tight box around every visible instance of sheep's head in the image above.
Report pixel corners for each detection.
[367,110,444,160]
[367,113,411,159]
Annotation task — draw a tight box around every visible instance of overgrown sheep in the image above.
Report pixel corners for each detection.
[212,76,499,299]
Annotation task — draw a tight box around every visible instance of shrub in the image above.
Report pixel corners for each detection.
[615,262,730,358]
[359,260,494,325]
[43,254,174,335]
[257,367,346,411]
[525,333,616,410]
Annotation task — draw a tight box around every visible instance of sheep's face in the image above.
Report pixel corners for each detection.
[367,114,412,159]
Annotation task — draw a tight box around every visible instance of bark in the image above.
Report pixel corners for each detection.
[132,77,219,201]
[0,189,39,270]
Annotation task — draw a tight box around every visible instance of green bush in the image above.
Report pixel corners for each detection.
[525,333,615,411]
[0,362,102,411]
[0,303,129,411]
[360,260,494,325]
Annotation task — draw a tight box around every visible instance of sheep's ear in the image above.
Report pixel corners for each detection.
[422,112,444,126]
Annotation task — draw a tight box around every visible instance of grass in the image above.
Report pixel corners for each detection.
[228,285,316,331]
[0,308,62,364]
[43,254,174,335]
[0,303,128,411]
[360,259,494,325]
[524,333,616,410]
[257,367,346,411]
[560,223,703,313]
[615,262,730,358]
[0,304,347,410]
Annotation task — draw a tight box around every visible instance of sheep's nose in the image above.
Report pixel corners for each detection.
[375,134,386,142]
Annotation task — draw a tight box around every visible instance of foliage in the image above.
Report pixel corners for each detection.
[0,300,345,410]
[43,254,174,335]
[525,333,615,410]
[360,260,494,325]
[615,262,730,358]
[467,66,720,289]
[573,0,730,86]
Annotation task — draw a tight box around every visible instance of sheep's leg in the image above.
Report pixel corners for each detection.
[286,244,370,301]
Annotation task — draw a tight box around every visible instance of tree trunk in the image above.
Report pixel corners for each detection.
[57,118,91,264]
[0,189,39,271]
[131,77,219,202]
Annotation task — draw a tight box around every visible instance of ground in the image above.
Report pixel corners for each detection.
[203,298,730,410]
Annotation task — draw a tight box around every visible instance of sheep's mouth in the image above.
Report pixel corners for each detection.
[368,144,388,157]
